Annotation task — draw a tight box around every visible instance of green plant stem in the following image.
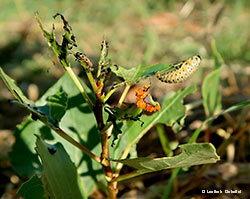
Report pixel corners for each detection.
[94,94,117,198]
[112,170,145,182]
[78,62,99,94]
[117,85,130,108]
[162,168,181,199]
[55,128,101,163]
[65,67,94,108]
[156,124,173,156]
[102,87,118,103]
[100,124,117,199]
[86,71,98,94]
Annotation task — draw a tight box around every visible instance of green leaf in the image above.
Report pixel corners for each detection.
[163,99,250,199]
[9,73,104,196]
[211,39,224,70]
[10,91,68,130]
[35,91,68,127]
[9,119,43,177]
[111,63,173,87]
[111,143,220,181]
[1,66,69,129]
[0,67,33,105]
[202,68,222,117]
[111,65,137,81]
[35,136,85,199]
[18,175,47,199]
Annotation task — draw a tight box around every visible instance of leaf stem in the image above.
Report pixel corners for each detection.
[117,85,131,108]
[65,67,94,108]
[102,87,118,103]
[94,96,117,198]
[77,59,99,94]
[112,170,145,182]
[55,127,101,163]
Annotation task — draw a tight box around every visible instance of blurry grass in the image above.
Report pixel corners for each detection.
[0,0,249,95]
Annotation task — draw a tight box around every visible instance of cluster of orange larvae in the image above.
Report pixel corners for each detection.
[135,85,161,112]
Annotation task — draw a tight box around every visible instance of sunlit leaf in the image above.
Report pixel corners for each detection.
[111,55,201,87]
[111,143,220,181]
[111,63,172,87]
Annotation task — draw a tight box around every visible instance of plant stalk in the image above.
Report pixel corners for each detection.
[117,85,131,108]
[56,128,101,163]
[94,95,117,198]
[102,87,118,103]
[65,67,94,108]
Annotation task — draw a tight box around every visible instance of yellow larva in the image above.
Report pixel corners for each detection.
[156,55,201,83]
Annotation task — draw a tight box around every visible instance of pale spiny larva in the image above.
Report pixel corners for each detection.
[155,55,201,83]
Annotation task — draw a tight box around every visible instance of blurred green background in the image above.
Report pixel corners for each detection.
[1,0,249,99]
[0,0,249,198]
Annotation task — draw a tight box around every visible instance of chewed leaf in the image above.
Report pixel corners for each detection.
[110,143,220,182]
[35,13,77,68]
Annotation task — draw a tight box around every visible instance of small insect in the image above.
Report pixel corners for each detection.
[155,55,201,83]
[75,52,93,70]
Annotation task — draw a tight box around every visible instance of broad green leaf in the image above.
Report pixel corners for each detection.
[35,136,85,199]
[9,73,104,196]
[111,65,137,81]
[202,68,222,117]
[111,143,220,181]
[18,175,47,199]
[202,40,224,118]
